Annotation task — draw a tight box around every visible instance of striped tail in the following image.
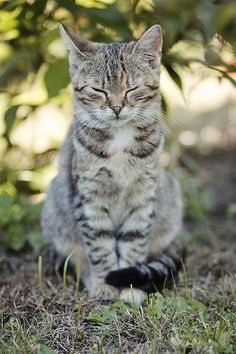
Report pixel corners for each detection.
[105,252,184,294]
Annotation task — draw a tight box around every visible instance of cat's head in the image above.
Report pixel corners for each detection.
[61,24,162,129]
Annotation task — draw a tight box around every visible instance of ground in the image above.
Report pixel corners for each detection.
[0,146,236,354]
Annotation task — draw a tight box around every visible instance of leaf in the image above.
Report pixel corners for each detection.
[86,308,115,324]
[45,59,70,98]
[3,105,19,141]
[218,331,231,349]
[39,344,56,354]
[83,6,128,32]
[85,301,128,325]
[56,0,79,13]
[187,298,207,313]
[165,65,183,91]
[31,0,47,16]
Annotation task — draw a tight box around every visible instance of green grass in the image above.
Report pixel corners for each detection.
[1,149,236,353]
[1,252,236,354]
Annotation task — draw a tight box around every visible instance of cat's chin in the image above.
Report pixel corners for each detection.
[110,117,132,127]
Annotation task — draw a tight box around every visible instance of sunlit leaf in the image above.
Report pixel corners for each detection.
[45,59,70,97]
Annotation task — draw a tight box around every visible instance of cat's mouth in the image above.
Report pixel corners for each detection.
[110,118,132,127]
[110,114,132,127]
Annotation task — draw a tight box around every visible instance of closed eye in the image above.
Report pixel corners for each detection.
[125,86,139,97]
[91,87,108,98]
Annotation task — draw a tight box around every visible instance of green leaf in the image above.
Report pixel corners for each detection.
[165,65,183,91]
[187,298,207,313]
[31,0,47,16]
[56,0,79,13]
[86,308,115,324]
[39,344,56,354]
[3,105,19,141]
[45,59,70,98]
[218,331,231,349]
[86,301,128,325]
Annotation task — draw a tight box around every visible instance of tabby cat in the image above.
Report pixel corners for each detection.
[41,24,183,305]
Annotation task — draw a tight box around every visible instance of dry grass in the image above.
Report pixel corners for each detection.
[1,219,236,353]
[1,148,236,354]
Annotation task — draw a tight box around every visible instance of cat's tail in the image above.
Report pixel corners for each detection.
[105,246,186,293]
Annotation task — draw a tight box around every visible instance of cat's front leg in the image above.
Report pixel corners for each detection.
[116,204,154,304]
[85,234,119,300]
[79,204,119,300]
[117,205,153,269]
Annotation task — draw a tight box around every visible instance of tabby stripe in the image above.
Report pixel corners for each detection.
[141,94,157,102]
[146,85,159,90]
[116,230,145,241]
[78,123,110,142]
[148,261,169,276]
[74,85,87,92]
[135,128,156,141]
[76,134,108,158]
[90,258,102,265]
[79,98,92,105]
[106,254,181,293]
[119,54,127,75]
[133,93,156,102]
[93,230,113,239]
[136,124,158,132]
[81,223,93,231]
[127,139,161,159]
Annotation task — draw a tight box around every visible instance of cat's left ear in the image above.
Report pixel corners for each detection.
[132,25,162,68]
[60,23,97,61]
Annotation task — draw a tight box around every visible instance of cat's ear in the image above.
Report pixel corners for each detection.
[132,25,162,68]
[60,23,96,61]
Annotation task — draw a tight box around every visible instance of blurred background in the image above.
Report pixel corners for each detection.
[0,0,235,254]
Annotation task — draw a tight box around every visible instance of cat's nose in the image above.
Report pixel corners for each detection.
[110,105,123,117]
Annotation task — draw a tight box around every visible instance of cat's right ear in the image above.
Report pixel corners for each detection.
[60,23,96,62]
[132,25,162,68]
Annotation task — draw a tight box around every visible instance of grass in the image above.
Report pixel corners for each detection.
[0,282,235,353]
[1,148,236,353]
[1,223,236,354]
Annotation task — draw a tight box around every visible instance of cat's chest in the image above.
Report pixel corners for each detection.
[108,126,134,152]
[105,126,139,186]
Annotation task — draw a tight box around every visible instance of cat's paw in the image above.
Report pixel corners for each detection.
[88,284,119,301]
[119,288,147,306]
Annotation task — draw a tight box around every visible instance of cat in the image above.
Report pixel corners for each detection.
[41,23,183,305]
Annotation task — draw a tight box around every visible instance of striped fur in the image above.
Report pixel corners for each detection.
[106,246,185,293]
[41,24,183,304]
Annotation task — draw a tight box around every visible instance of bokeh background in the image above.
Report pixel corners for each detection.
[0,0,236,253]
[1,2,236,352]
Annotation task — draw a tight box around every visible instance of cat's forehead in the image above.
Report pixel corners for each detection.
[80,43,155,91]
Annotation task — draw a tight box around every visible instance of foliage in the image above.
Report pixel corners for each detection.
[1,0,235,149]
[179,171,212,222]
[0,190,43,251]
[0,0,235,251]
